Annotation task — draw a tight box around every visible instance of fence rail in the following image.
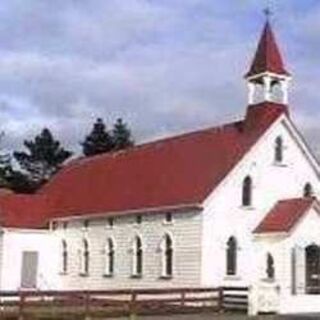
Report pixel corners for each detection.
[0,286,248,319]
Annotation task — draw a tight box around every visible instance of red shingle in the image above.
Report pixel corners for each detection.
[254,198,316,234]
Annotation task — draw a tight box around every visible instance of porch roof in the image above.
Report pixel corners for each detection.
[254,197,317,234]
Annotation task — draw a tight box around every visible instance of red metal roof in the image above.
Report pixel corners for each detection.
[254,198,316,234]
[0,102,286,228]
[41,102,286,220]
[0,194,49,229]
[246,21,290,78]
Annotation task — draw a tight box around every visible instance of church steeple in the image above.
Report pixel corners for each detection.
[245,15,291,105]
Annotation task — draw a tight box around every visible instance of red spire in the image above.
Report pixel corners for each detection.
[246,21,290,78]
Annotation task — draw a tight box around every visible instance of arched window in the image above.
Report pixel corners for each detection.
[61,240,68,274]
[161,234,173,277]
[304,183,313,198]
[275,136,283,163]
[79,239,89,275]
[242,176,252,207]
[104,238,115,276]
[132,236,143,277]
[266,253,275,280]
[306,244,320,294]
[226,237,237,276]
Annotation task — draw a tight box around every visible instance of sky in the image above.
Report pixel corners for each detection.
[0,0,320,156]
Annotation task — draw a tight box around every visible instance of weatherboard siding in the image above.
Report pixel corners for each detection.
[54,210,202,290]
[201,116,320,287]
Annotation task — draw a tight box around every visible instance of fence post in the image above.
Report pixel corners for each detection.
[129,291,137,320]
[248,285,258,316]
[18,291,25,320]
[218,287,224,313]
[84,291,91,320]
[181,290,186,307]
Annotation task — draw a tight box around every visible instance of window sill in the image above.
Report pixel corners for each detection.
[103,274,114,278]
[159,275,173,280]
[59,272,68,276]
[130,274,142,279]
[261,278,276,283]
[162,221,174,226]
[273,162,287,167]
[224,275,241,281]
[240,206,255,211]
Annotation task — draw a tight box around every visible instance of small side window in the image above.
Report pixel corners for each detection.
[79,239,89,276]
[266,253,275,280]
[108,217,114,228]
[165,212,173,224]
[242,176,252,207]
[303,183,313,198]
[226,236,237,276]
[275,136,283,163]
[61,240,68,274]
[104,238,115,277]
[83,220,90,229]
[132,236,143,277]
[160,234,173,278]
[51,221,57,231]
[136,215,142,225]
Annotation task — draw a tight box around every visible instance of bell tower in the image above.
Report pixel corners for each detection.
[245,13,291,105]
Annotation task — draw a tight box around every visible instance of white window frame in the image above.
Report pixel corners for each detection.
[274,136,284,164]
[79,238,89,276]
[160,233,174,278]
[131,235,143,278]
[60,239,68,275]
[104,238,115,277]
[163,212,174,225]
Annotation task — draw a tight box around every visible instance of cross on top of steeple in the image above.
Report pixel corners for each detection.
[263,7,272,20]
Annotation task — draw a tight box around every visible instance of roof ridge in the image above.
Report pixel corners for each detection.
[61,118,244,170]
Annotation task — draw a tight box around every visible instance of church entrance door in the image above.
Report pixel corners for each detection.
[306,245,320,294]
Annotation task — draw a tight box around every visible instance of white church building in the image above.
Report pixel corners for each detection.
[0,19,319,315]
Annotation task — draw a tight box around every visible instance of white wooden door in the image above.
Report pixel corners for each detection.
[21,251,39,289]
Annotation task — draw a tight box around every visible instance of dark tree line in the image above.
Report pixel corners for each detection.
[81,118,134,156]
[0,118,134,193]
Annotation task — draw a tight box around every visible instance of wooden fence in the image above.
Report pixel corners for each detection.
[0,286,248,319]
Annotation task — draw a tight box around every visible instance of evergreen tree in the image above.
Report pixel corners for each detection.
[13,128,72,187]
[0,132,15,189]
[81,118,113,156]
[112,118,134,151]
[0,153,12,188]
[6,169,38,194]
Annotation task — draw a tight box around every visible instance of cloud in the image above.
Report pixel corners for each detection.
[0,0,318,157]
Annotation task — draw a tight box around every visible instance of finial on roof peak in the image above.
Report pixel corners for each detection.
[263,7,273,20]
